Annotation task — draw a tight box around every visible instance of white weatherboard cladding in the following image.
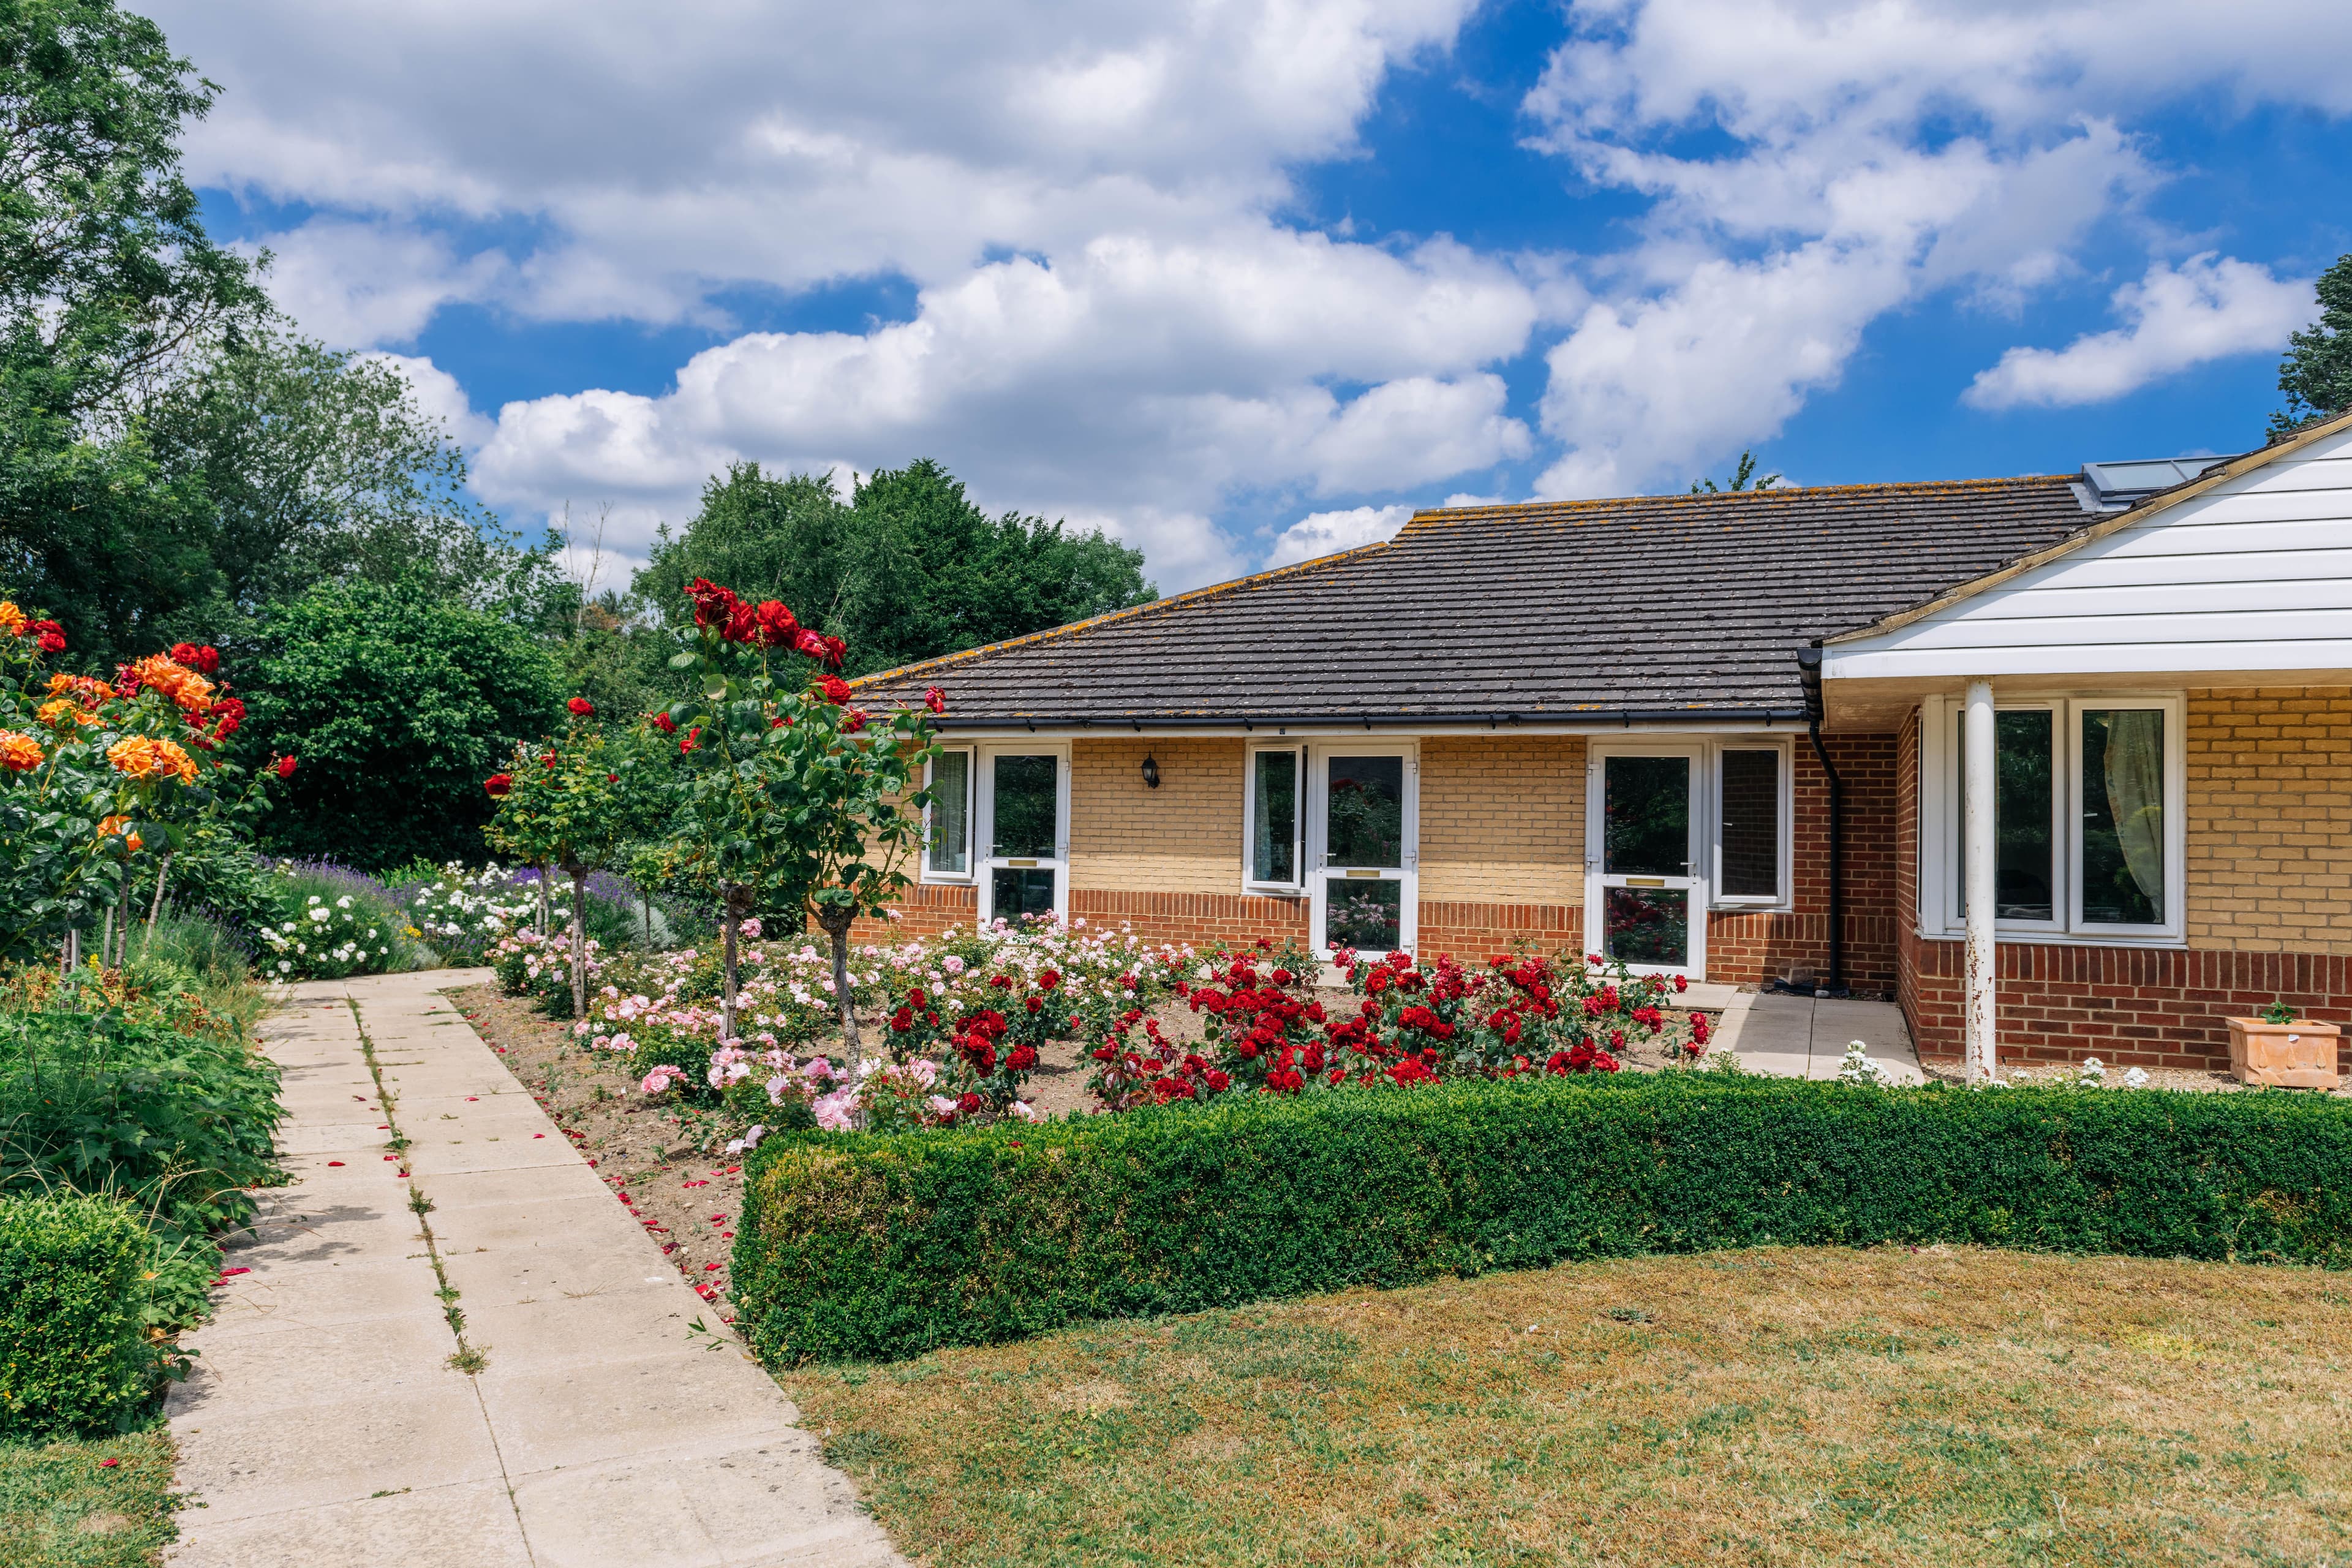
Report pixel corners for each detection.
[1823,429,2352,682]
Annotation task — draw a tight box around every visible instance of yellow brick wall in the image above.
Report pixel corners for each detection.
[1068,737,1245,894]
[2187,685,2352,954]
[1417,735,1586,905]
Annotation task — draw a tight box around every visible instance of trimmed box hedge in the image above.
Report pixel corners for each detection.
[731,1075,2352,1365]
[0,1194,159,1437]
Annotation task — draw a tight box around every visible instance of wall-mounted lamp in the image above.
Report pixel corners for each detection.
[1140,753,1161,789]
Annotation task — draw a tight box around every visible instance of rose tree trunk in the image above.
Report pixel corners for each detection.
[816,903,862,1055]
[567,865,589,1020]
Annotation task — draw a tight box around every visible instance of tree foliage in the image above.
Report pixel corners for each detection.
[242,578,561,869]
[1691,450,1784,494]
[639,459,1155,679]
[2272,252,2352,438]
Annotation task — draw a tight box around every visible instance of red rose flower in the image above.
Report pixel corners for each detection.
[819,674,853,705]
[32,620,64,654]
[685,578,738,629]
[924,686,946,714]
[722,600,759,643]
[568,696,595,716]
[484,772,514,797]
[649,711,677,733]
[791,627,828,660]
[840,707,869,734]
[679,726,701,753]
[274,755,296,779]
[752,600,798,647]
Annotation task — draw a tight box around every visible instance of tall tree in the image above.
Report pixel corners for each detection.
[140,332,562,647]
[0,0,269,661]
[638,459,1155,678]
[2271,253,2352,438]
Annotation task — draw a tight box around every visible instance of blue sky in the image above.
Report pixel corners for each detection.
[164,0,2351,590]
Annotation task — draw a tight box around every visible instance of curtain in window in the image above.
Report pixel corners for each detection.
[2102,710,2165,904]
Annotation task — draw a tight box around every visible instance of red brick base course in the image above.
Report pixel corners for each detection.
[1901,932,2352,1073]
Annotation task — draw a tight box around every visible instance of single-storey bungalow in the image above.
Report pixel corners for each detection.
[855,412,2352,1074]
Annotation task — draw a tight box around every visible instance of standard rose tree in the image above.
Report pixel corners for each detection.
[483,699,669,1019]
[657,578,944,1047]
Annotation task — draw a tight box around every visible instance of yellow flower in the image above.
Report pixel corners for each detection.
[105,736,197,785]
[0,731,42,772]
[126,654,214,713]
[0,601,24,637]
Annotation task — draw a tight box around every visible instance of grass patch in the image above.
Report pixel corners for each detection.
[788,1245,2352,1567]
[0,1430,177,1567]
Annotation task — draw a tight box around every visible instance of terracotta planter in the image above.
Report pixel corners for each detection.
[2224,1017,2342,1089]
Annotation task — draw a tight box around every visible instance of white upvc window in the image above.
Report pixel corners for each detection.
[1242,744,1304,893]
[921,747,975,882]
[1709,739,1793,911]
[1918,692,2185,945]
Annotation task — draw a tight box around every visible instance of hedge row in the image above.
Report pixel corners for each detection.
[730,1075,2352,1364]
[0,1195,159,1437]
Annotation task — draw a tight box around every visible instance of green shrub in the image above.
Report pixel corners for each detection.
[244,577,562,870]
[0,1196,159,1437]
[0,1011,282,1272]
[731,1076,2352,1365]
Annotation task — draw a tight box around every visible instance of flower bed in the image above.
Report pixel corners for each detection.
[730,1072,2352,1364]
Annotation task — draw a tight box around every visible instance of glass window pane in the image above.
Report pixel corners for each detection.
[1324,756,1404,868]
[929,751,970,874]
[1605,886,1689,967]
[990,754,1057,858]
[1327,878,1402,951]
[1720,750,1779,897]
[990,867,1058,922]
[2082,710,2164,924]
[1956,711,2054,921]
[1604,756,1691,876]
[1252,750,1297,884]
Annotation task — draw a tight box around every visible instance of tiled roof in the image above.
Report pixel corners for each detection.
[855,475,2094,725]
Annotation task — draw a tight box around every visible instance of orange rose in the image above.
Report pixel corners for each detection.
[47,673,110,707]
[0,601,24,637]
[105,736,198,784]
[0,731,41,771]
[34,698,98,728]
[126,654,215,714]
[96,813,143,851]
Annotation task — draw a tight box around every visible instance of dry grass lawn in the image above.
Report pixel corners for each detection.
[788,1246,2352,1567]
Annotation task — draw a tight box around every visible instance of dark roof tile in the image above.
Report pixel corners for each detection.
[856,476,2091,723]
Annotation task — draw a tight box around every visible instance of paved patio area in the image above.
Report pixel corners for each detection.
[167,970,903,1568]
[1707,989,1926,1084]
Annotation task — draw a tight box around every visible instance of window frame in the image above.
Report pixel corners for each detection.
[1708,739,1795,911]
[1241,742,1305,894]
[1918,692,2185,946]
[920,745,976,883]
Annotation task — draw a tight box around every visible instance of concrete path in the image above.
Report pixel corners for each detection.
[167,970,904,1568]
[1709,990,1926,1084]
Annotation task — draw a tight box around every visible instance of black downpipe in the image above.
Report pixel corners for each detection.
[1796,647,1845,995]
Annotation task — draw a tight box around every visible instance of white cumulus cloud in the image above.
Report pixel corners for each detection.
[1265,504,1414,567]
[1963,254,2314,410]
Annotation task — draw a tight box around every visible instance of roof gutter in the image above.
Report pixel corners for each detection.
[924,707,1812,733]
[1797,646,1847,997]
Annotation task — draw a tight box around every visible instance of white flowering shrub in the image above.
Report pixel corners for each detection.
[257,891,399,980]
[1836,1041,1894,1087]
[398,861,541,965]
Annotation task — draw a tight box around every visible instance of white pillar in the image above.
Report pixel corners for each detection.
[1962,677,1997,1080]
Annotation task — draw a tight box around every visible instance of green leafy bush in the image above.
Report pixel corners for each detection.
[0,1011,281,1241]
[732,1076,2352,1364]
[243,578,561,869]
[0,1196,159,1437]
